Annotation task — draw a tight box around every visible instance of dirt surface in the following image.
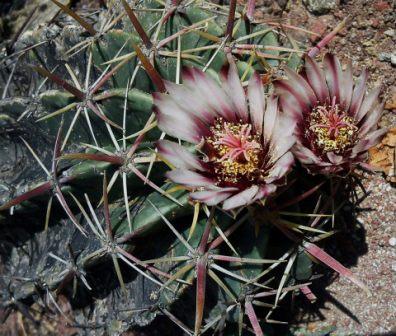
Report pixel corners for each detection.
[310,173,396,335]
[253,0,396,334]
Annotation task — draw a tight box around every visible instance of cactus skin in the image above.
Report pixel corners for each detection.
[0,1,365,335]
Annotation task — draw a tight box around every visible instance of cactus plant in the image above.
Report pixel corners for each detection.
[0,0,382,335]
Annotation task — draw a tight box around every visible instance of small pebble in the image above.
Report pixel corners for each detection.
[389,237,396,247]
[378,52,396,65]
[302,0,337,15]
[391,54,396,66]
[378,53,390,61]
[384,28,395,37]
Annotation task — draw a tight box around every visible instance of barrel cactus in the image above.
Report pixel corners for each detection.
[0,0,382,335]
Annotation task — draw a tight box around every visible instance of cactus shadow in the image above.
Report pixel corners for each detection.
[285,195,370,331]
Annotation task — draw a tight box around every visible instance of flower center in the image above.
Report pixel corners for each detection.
[307,100,357,154]
[205,118,263,185]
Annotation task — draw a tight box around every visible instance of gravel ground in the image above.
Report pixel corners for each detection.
[293,173,396,335]
[254,0,396,334]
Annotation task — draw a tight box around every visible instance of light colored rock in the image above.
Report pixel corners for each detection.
[303,0,338,15]
[384,28,395,37]
[391,53,396,66]
[378,52,391,62]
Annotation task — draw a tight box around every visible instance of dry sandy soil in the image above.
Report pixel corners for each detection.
[253,0,395,334]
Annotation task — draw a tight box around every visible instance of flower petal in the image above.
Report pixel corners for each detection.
[284,67,317,106]
[304,55,329,103]
[358,102,384,137]
[222,185,259,210]
[220,62,248,122]
[266,152,294,183]
[271,135,295,165]
[349,69,368,117]
[355,86,381,123]
[278,94,303,122]
[326,152,344,165]
[323,54,342,103]
[340,59,353,110]
[166,169,214,188]
[252,184,277,202]
[269,114,296,161]
[263,95,279,144]
[248,72,265,134]
[274,79,312,113]
[183,68,236,121]
[154,93,208,143]
[293,142,329,166]
[164,80,216,124]
[352,128,387,156]
[190,187,237,206]
[157,140,205,171]
[155,112,201,143]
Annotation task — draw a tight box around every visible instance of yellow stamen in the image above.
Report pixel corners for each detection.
[206,118,263,184]
[308,104,357,154]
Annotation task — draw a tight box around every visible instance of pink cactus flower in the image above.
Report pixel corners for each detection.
[275,54,386,174]
[154,64,296,210]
